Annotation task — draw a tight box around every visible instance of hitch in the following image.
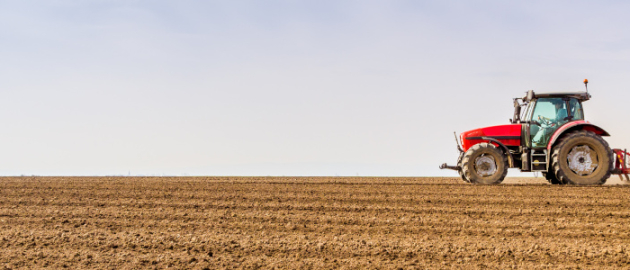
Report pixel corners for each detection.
[440,163,460,171]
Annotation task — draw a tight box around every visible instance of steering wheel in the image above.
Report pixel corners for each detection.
[537,115,551,127]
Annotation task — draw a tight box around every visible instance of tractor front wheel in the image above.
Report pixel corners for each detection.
[457,152,470,183]
[461,143,508,184]
[551,131,612,185]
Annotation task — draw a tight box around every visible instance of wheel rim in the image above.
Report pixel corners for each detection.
[567,145,599,176]
[474,154,497,177]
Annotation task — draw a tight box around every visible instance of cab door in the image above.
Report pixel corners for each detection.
[529,98,569,148]
[520,99,535,148]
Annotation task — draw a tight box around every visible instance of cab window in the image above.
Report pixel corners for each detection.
[569,98,584,120]
[531,99,559,122]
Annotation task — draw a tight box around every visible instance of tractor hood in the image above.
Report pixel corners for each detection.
[460,124,521,151]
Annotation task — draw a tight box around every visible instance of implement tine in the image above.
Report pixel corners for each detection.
[625,149,628,173]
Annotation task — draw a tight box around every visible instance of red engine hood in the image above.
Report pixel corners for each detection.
[460,124,522,151]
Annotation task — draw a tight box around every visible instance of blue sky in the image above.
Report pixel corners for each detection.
[1,1,629,176]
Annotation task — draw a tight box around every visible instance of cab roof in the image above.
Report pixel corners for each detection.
[523,90,591,102]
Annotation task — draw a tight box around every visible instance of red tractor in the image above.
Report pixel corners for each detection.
[440,80,629,185]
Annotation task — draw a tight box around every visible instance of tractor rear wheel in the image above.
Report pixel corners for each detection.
[543,171,563,185]
[551,131,612,185]
[461,143,508,184]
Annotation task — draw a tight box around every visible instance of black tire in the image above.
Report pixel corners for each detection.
[461,143,508,184]
[551,131,612,185]
[542,171,563,185]
[457,152,470,183]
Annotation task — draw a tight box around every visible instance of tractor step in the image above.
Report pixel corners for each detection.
[531,149,548,172]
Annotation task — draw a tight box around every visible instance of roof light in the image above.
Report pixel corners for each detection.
[584,79,588,93]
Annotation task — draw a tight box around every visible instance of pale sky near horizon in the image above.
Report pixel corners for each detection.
[1,1,629,176]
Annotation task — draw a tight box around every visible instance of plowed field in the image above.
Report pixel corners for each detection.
[1,177,629,269]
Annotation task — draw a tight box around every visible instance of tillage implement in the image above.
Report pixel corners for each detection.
[440,79,629,185]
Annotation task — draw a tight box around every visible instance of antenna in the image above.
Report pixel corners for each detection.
[584,79,588,93]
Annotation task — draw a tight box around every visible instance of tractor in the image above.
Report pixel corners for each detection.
[440,79,629,185]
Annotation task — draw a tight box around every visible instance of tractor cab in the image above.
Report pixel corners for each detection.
[514,90,589,149]
[440,80,630,185]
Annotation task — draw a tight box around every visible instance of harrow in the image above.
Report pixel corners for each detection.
[613,149,630,181]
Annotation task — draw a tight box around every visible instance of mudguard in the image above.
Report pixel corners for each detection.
[547,120,610,151]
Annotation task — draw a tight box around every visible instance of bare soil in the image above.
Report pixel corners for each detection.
[0,176,629,269]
